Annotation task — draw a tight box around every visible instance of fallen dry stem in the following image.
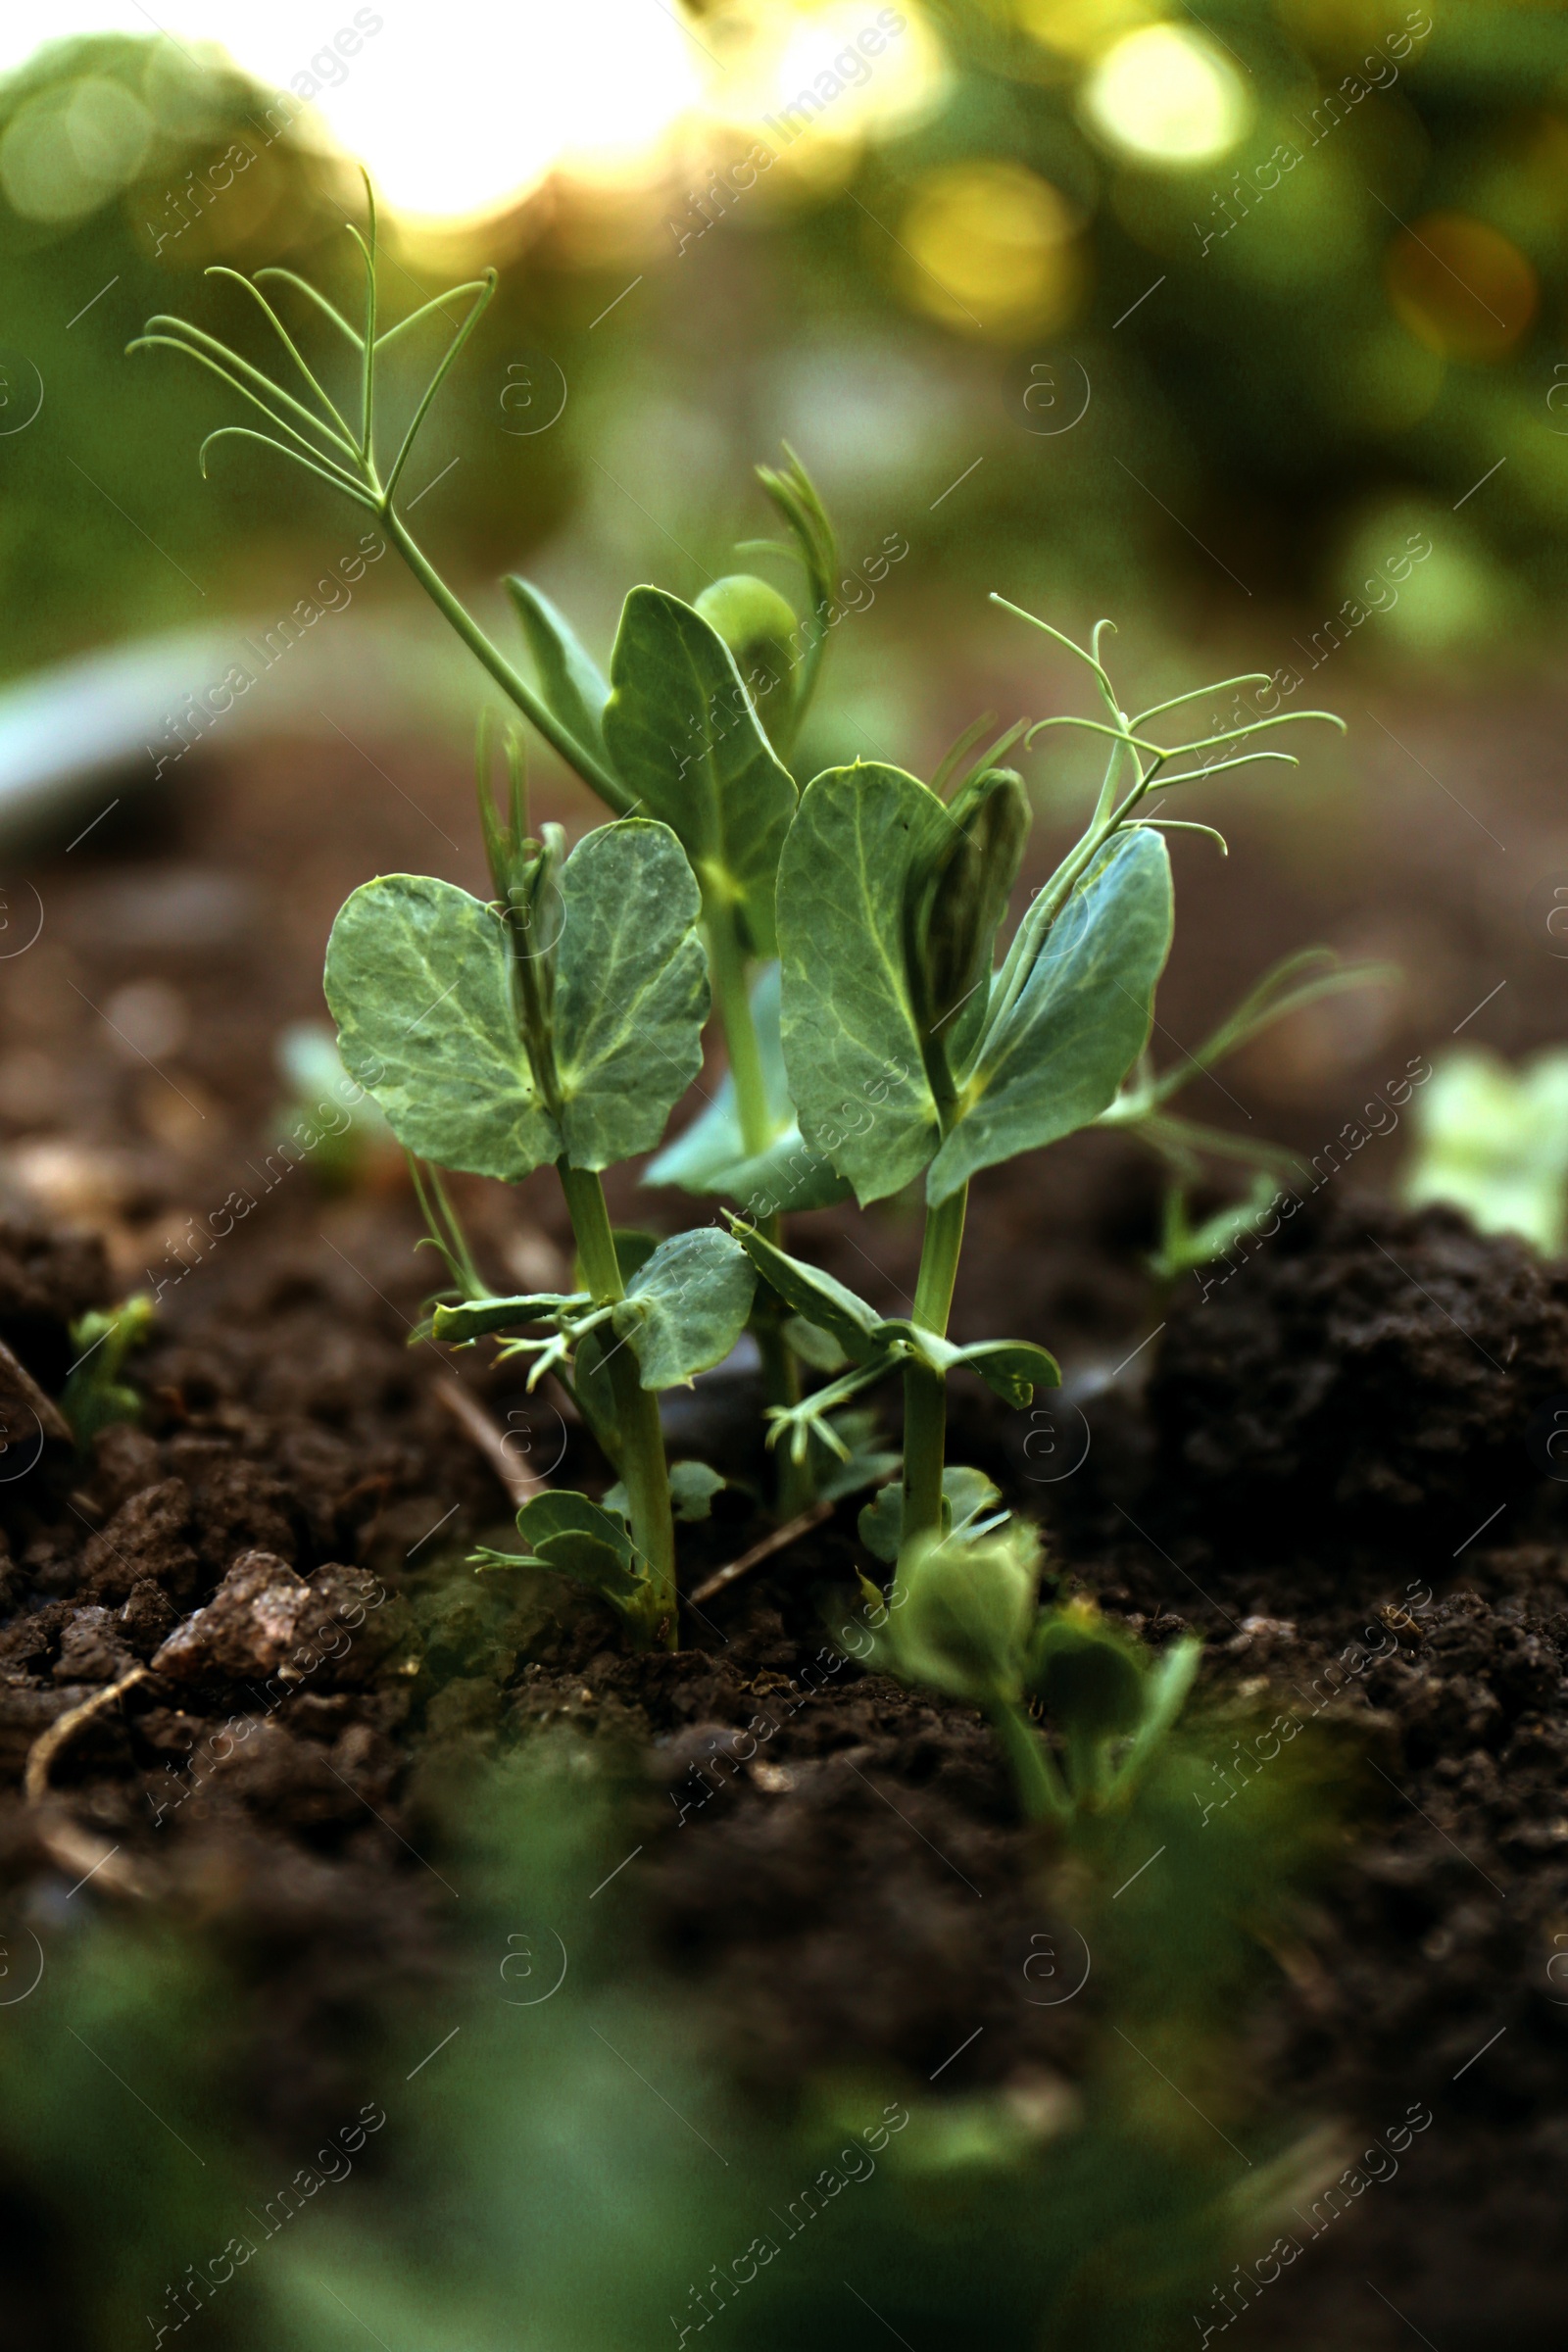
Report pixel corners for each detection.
[688,1499,834,1606]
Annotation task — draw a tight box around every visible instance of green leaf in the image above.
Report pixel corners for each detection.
[951,1339,1061,1409]
[645,966,847,1210]
[858,1464,1004,1566]
[433,1292,586,1345]
[877,1524,1043,1707]
[323,873,559,1182]
[784,1315,848,1373]
[552,820,710,1169]
[730,1223,886,1363]
[776,762,954,1204]
[604,1459,724,1523]
[61,1295,156,1449]
[473,1490,642,1605]
[910,768,1030,1074]
[602,586,798,956]
[714,1128,852,1217]
[612,1227,757,1390]
[928,828,1174,1206]
[814,1411,900,1503]
[1028,1602,1147,1740]
[668,1460,726,1521]
[505,576,612,765]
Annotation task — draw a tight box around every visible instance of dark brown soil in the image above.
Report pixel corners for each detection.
[1151,1195,1568,1542]
[2,705,1568,2348]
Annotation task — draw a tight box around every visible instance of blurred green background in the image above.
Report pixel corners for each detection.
[2,0,1567,742]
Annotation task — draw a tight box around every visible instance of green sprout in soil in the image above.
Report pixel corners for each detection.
[745,610,1343,1552]
[61,1295,156,1450]
[846,1519,1200,1824]
[272,1021,396,1191]
[323,727,738,1651]
[130,181,838,1519]
[1101,944,1392,1289]
[1402,1044,1568,1254]
[137,204,1348,1670]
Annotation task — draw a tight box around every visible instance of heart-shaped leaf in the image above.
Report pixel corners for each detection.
[603,586,798,956]
[776,762,956,1204]
[612,1227,757,1390]
[474,1490,643,1605]
[324,818,708,1184]
[552,820,710,1169]
[324,873,559,1181]
[928,828,1174,1205]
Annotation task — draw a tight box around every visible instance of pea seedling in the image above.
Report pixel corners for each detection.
[1100,944,1390,1287]
[320,725,765,1650]
[61,1296,156,1451]
[744,612,1343,1553]
[138,198,1348,1663]
[1402,1045,1568,1254]
[849,1519,1201,1823]
[132,186,843,1512]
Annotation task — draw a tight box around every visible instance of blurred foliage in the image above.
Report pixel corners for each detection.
[0,1724,1346,2348]
[3,4,1568,689]
[1402,1044,1568,1252]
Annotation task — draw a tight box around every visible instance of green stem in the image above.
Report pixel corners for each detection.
[702,906,771,1158]
[557,1160,677,1651]
[383,509,633,815]
[901,1182,969,1547]
[988,1699,1071,1824]
[703,905,814,1513]
[1066,1728,1107,1807]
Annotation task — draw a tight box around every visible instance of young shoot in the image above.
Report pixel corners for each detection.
[133,195,844,1516]
[1400,1046,1568,1255]
[739,611,1346,1551]
[322,728,759,1650]
[849,1523,1201,1824]
[1097,946,1390,1286]
[61,1296,156,1451]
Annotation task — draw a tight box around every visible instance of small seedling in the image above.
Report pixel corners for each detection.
[132,197,843,1512]
[1402,1045,1568,1254]
[61,1296,156,1450]
[743,614,1343,1549]
[273,1021,396,1190]
[140,204,1350,1656]
[849,1521,1201,1823]
[1100,945,1391,1286]
[323,731,757,1649]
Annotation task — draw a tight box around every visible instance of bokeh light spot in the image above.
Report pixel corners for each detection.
[1385,211,1539,365]
[1016,0,1159,61]
[1080,24,1250,167]
[896,161,1085,340]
